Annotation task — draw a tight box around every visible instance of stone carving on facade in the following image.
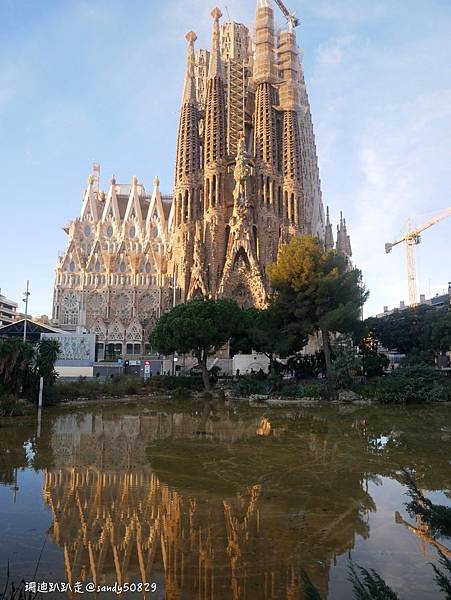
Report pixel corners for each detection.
[52,2,352,354]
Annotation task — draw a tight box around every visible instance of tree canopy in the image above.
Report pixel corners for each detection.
[233,304,307,374]
[0,337,60,401]
[150,298,243,390]
[268,235,367,377]
[366,305,451,364]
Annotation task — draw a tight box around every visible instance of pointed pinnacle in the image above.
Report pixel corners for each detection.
[186,31,197,44]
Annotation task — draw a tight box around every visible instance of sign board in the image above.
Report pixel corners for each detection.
[41,333,96,366]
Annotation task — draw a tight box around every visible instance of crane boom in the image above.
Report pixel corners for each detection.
[385,207,451,306]
[273,0,300,29]
[386,207,451,252]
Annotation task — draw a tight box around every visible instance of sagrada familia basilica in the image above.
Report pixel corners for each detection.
[52,0,352,358]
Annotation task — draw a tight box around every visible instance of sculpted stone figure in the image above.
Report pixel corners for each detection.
[233,133,251,204]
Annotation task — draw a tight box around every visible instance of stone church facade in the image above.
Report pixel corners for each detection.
[52,0,351,360]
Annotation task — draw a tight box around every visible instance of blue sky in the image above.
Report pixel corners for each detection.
[1,0,450,318]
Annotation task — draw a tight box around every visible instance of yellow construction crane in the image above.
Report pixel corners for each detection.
[273,0,300,30]
[385,207,451,306]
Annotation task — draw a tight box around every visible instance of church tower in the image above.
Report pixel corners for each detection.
[278,28,303,233]
[53,0,353,343]
[171,31,202,301]
[202,8,229,297]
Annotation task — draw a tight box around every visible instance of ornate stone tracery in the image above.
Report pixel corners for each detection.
[52,3,351,351]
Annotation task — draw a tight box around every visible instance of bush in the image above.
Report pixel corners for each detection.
[278,383,321,398]
[49,375,147,402]
[331,336,362,390]
[237,375,272,396]
[355,364,451,403]
[0,394,24,417]
[146,375,204,392]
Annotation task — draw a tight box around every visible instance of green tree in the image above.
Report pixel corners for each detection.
[150,298,243,391]
[360,331,389,377]
[268,236,367,378]
[236,304,307,376]
[35,339,61,388]
[0,338,34,396]
[332,335,362,389]
[366,305,451,365]
[0,337,60,402]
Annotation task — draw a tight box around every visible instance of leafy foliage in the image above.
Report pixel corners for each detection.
[431,550,451,599]
[234,305,305,374]
[366,305,451,364]
[236,375,272,396]
[35,339,60,386]
[348,563,400,599]
[356,364,451,403]
[150,298,243,390]
[403,470,451,538]
[0,338,60,403]
[268,235,367,377]
[0,395,24,417]
[331,335,362,389]
[0,339,35,396]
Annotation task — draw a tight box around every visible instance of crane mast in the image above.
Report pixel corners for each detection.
[385,207,451,306]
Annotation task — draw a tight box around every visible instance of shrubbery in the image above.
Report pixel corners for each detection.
[355,364,451,403]
[146,375,204,392]
[278,382,321,398]
[0,394,24,417]
[46,374,205,403]
[47,375,142,403]
[236,375,273,396]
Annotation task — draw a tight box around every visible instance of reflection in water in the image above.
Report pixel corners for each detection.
[0,404,450,599]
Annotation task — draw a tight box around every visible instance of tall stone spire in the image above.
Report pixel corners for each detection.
[253,0,279,187]
[174,31,201,225]
[336,212,352,259]
[208,7,223,80]
[324,206,334,250]
[182,31,198,106]
[202,8,228,295]
[254,0,277,85]
[204,8,227,169]
[171,30,203,301]
[278,28,303,229]
[296,39,325,239]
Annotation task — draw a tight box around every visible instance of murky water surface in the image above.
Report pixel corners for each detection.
[0,400,450,599]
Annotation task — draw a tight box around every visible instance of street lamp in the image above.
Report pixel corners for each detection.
[22,280,30,343]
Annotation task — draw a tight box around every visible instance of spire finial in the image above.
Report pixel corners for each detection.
[208,8,223,79]
[186,30,197,44]
[211,7,222,21]
[154,176,160,189]
[132,175,138,186]
[182,31,198,105]
[110,175,116,185]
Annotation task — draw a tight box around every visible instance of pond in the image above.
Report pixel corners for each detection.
[0,400,450,599]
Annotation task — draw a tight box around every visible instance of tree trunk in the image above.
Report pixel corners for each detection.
[322,329,332,379]
[200,352,211,392]
[267,353,276,378]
